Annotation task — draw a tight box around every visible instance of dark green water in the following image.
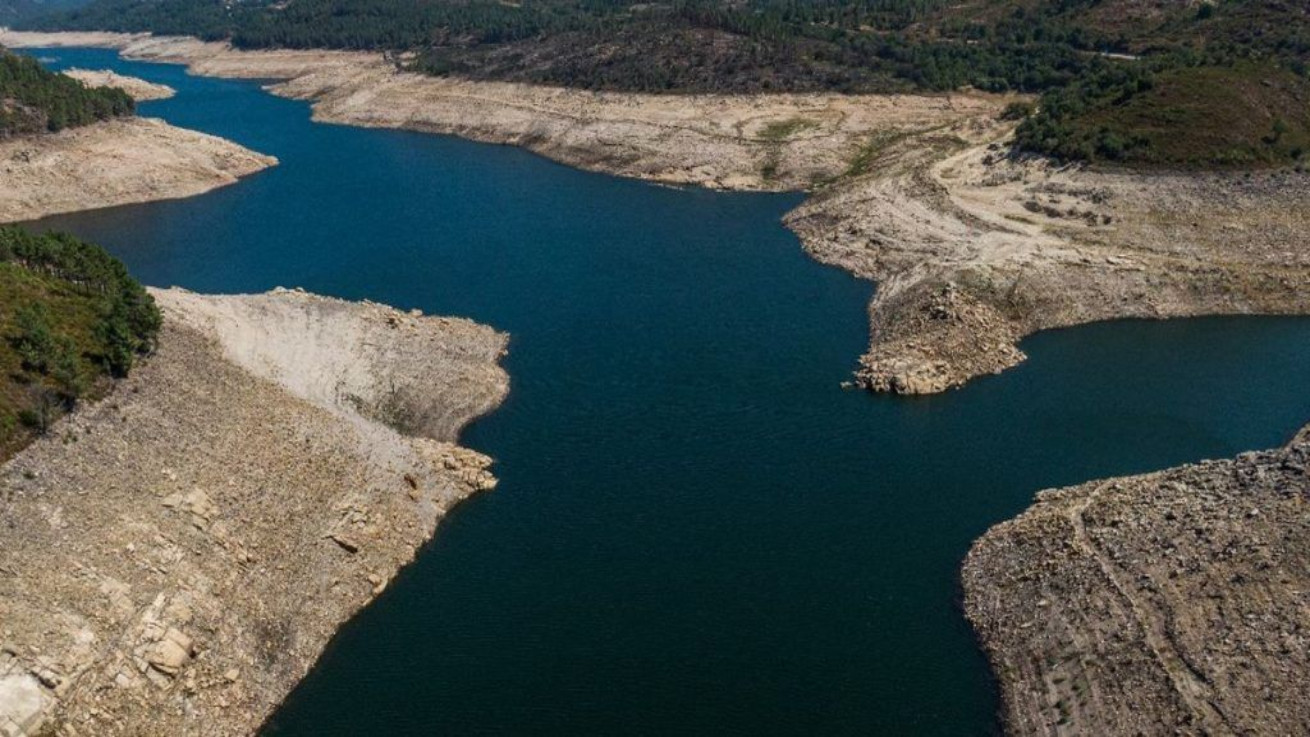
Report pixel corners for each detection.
[24,48,1310,735]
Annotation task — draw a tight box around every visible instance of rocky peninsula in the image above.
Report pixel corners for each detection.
[0,288,509,736]
[0,116,275,223]
[63,68,174,101]
[6,29,1307,394]
[963,426,1310,735]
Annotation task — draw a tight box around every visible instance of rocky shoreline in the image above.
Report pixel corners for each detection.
[62,68,175,101]
[787,124,1310,393]
[0,115,275,224]
[0,288,509,736]
[963,426,1310,735]
[5,29,1306,394]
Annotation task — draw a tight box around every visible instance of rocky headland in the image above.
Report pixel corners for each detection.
[963,426,1310,736]
[0,288,509,736]
[62,68,174,101]
[5,29,1307,394]
[787,124,1310,393]
[0,116,275,223]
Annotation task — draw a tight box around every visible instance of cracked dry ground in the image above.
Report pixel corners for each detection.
[963,427,1310,736]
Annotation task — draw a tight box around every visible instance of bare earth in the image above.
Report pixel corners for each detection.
[0,117,276,223]
[62,68,175,101]
[787,123,1310,392]
[5,29,1305,394]
[0,288,509,737]
[963,426,1310,736]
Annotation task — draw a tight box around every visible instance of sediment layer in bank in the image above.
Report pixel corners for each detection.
[0,288,508,737]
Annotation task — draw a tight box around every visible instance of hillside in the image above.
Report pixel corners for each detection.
[0,287,509,736]
[16,0,1310,168]
[0,227,160,459]
[0,0,87,24]
[1,47,132,135]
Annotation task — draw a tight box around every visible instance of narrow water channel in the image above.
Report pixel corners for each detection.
[25,47,1310,735]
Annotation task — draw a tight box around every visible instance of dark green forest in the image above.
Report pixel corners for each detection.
[0,227,161,455]
[14,0,1310,166]
[1,49,135,135]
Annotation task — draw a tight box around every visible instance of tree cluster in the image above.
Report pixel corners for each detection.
[0,50,134,136]
[1,227,161,385]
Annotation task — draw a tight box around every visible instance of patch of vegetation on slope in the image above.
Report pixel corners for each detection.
[1017,61,1310,167]
[0,227,160,458]
[1,49,134,136]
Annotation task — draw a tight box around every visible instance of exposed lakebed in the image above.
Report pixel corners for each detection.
[23,48,1310,735]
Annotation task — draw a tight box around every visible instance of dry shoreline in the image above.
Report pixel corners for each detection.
[0,288,509,736]
[0,116,275,224]
[63,68,175,100]
[6,29,1307,394]
[963,425,1310,735]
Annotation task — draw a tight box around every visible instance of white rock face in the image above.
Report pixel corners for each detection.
[0,672,51,737]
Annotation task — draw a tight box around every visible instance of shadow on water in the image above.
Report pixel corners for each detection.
[23,47,1310,735]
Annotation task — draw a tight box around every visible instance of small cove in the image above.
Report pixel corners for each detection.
[22,48,1310,735]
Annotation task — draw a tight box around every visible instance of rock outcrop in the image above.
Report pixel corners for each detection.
[788,124,1310,393]
[0,116,275,223]
[963,426,1310,736]
[0,288,509,736]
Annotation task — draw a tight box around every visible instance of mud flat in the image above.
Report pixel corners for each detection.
[3,30,1308,394]
[0,288,509,736]
[963,426,1310,736]
[0,117,275,223]
[62,68,175,100]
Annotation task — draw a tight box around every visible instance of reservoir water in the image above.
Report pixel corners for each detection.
[24,48,1310,735]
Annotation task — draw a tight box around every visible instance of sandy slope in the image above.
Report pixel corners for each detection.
[63,68,175,100]
[0,288,508,737]
[0,117,276,223]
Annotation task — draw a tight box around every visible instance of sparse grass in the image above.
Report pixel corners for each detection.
[846,129,914,177]
[757,117,816,141]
